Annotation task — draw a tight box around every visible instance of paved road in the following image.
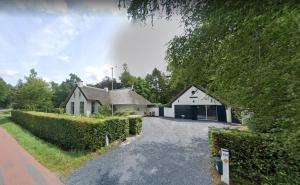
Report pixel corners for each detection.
[0,127,62,185]
[67,117,228,185]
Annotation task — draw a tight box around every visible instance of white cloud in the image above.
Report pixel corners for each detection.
[42,76,50,82]
[57,55,70,63]
[0,69,18,77]
[29,16,79,57]
[84,64,113,83]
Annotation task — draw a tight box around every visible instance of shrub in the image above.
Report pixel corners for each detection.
[11,110,129,151]
[127,115,142,135]
[209,127,299,185]
[115,111,137,116]
[98,105,112,116]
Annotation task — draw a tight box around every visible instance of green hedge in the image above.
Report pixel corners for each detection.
[11,110,129,151]
[209,127,299,185]
[127,115,142,135]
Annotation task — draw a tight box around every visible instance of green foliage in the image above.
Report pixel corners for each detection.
[11,110,129,151]
[127,115,142,135]
[209,127,300,185]
[119,64,135,88]
[13,71,53,111]
[165,1,300,133]
[145,68,171,104]
[133,77,151,100]
[92,76,122,90]
[98,105,112,116]
[51,73,82,108]
[0,113,114,177]
[0,77,13,108]
[115,111,137,116]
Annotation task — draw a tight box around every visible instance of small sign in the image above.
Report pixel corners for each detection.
[221,148,229,184]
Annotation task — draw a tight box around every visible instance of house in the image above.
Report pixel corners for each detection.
[65,82,152,116]
[160,85,236,123]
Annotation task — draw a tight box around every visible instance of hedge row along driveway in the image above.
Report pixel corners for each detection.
[11,111,142,151]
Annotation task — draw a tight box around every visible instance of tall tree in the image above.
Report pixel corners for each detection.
[133,77,151,100]
[119,64,135,88]
[0,78,13,108]
[13,69,53,110]
[123,0,300,133]
[145,68,170,104]
[93,76,122,90]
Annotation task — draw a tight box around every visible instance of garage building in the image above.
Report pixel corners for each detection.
[161,85,235,123]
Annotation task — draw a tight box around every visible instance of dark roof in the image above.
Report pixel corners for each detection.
[109,88,152,105]
[65,85,152,105]
[80,86,110,104]
[166,85,224,106]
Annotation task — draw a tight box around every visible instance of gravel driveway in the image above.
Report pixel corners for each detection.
[66,117,227,185]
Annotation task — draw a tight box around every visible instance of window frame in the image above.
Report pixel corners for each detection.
[80,101,84,114]
[71,102,75,114]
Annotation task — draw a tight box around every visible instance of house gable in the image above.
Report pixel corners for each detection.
[171,85,222,106]
[65,87,91,115]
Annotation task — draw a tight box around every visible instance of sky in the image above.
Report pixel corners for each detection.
[0,0,183,85]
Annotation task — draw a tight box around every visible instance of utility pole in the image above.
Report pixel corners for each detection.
[111,66,114,116]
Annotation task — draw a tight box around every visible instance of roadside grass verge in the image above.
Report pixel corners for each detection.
[0,112,114,180]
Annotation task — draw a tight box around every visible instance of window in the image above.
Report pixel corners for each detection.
[73,92,76,98]
[79,91,81,97]
[91,101,95,114]
[71,102,75,114]
[80,102,84,114]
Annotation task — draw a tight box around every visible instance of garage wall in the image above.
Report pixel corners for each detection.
[173,86,222,106]
[164,107,174,117]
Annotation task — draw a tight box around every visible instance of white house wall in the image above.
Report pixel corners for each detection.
[172,86,222,106]
[66,87,92,116]
[164,107,175,117]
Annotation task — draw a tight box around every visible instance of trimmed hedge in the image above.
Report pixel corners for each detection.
[11,110,129,151]
[127,115,142,135]
[209,128,299,185]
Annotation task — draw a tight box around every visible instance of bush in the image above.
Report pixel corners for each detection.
[209,127,299,185]
[11,110,129,151]
[115,111,137,116]
[98,105,112,116]
[127,115,142,135]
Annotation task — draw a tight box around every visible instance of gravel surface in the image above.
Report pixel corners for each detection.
[66,117,228,185]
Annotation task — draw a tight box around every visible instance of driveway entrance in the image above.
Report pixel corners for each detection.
[67,117,227,185]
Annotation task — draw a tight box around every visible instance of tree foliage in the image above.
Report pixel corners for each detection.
[0,77,13,108]
[92,76,122,90]
[124,0,300,133]
[145,68,170,104]
[13,69,53,110]
[119,64,135,88]
[51,73,81,108]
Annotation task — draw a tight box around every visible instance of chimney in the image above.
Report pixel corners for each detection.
[77,81,83,87]
[104,87,109,92]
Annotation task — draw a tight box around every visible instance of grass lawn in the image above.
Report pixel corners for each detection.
[0,112,114,180]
